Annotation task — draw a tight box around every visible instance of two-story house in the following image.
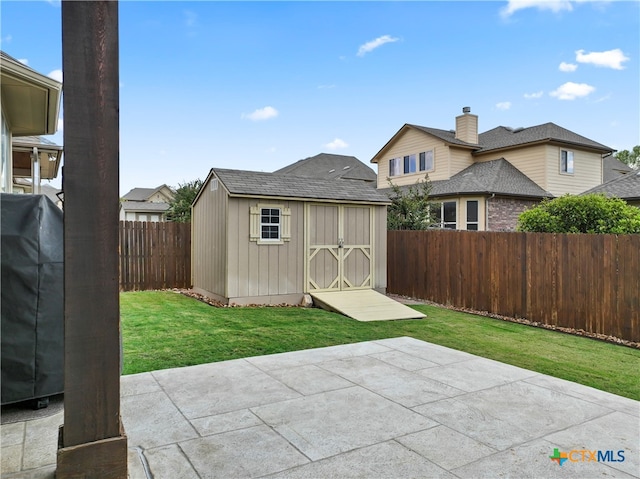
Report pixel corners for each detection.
[371,107,615,231]
[119,184,175,222]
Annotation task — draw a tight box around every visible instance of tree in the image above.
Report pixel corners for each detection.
[387,176,438,230]
[614,146,640,169]
[517,194,640,234]
[166,179,203,223]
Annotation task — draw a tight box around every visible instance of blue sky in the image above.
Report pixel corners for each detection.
[2,0,639,195]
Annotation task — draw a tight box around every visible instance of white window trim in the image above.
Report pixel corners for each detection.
[560,149,574,175]
[250,204,291,244]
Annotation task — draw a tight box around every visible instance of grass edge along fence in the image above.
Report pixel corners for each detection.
[119,221,191,291]
[387,230,639,343]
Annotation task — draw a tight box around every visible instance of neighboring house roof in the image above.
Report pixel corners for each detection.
[372,121,614,163]
[120,201,170,213]
[121,184,173,202]
[274,153,377,182]
[380,159,552,199]
[207,168,390,204]
[582,170,640,201]
[476,123,614,154]
[603,156,634,183]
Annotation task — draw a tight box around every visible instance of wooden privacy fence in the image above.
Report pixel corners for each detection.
[387,230,639,342]
[119,221,191,291]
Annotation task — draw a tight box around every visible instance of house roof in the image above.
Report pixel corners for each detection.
[476,123,614,154]
[380,159,552,199]
[209,168,390,204]
[121,184,172,202]
[120,201,170,213]
[274,153,377,182]
[582,170,640,201]
[371,120,614,164]
[603,156,634,183]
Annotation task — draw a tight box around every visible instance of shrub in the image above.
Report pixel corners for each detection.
[517,194,640,234]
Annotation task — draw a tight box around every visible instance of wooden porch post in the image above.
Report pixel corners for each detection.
[57,1,127,477]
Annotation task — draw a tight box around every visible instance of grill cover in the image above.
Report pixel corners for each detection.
[1,193,63,405]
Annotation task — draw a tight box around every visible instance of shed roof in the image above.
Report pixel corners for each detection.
[275,153,377,182]
[210,168,390,204]
[582,170,640,201]
[380,159,552,199]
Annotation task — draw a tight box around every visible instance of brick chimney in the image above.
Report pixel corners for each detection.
[455,106,478,144]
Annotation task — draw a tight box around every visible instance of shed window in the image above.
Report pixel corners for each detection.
[250,204,291,244]
[261,208,281,240]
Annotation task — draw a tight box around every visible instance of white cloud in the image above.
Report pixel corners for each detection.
[324,138,349,150]
[48,69,63,82]
[500,0,573,18]
[549,82,595,100]
[56,118,63,133]
[357,35,399,57]
[184,10,197,27]
[524,91,544,99]
[241,106,279,121]
[496,102,512,110]
[18,58,29,65]
[1,34,13,44]
[575,48,629,70]
[559,61,577,72]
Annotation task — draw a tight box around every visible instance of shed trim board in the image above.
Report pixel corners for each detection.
[228,193,386,205]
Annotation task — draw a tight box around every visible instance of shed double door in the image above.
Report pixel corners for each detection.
[306,204,373,292]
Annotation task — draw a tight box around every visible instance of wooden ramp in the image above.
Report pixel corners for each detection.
[310,290,426,322]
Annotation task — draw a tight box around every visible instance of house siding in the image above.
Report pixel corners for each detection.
[191,174,228,299]
[226,197,305,302]
[545,145,602,196]
[487,196,540,231]
[376,129,451,189]
[475,144,548,190]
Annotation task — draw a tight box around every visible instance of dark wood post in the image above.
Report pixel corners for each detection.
[57,1,127,477]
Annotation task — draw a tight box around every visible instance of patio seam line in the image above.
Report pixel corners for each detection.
[174,441,203,479]
[521,377,639,411]
[389,436,475,474]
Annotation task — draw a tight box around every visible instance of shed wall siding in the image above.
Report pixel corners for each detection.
[226,198,305,300]
[192,175,228,297]
[373,205,387,291]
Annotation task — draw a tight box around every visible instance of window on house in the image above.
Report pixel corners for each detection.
[403,154,417,174]
[466,200,478,230]
[260,208,281,240]
[419,150,434,172]
[389,158,402,177]
[561,150,574,174]
[434,201,457,229]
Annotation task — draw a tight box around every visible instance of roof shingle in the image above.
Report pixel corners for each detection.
[212,168,389,204]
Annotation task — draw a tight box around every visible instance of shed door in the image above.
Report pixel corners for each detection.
[306,204,372,292]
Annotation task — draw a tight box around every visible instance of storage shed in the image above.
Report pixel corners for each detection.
[191,168,391,306]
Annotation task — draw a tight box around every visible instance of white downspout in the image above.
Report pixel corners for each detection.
[31,147,40,194]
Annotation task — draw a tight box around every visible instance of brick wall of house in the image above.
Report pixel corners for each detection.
[487,196,541,231]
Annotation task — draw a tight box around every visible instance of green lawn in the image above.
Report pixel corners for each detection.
[121,290,640,400]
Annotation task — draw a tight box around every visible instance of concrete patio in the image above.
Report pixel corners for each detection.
[2,336,638,478]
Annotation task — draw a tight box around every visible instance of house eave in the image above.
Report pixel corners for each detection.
[1,53,62,136]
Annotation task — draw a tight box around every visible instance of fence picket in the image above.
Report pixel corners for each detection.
[387,230,639,343]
